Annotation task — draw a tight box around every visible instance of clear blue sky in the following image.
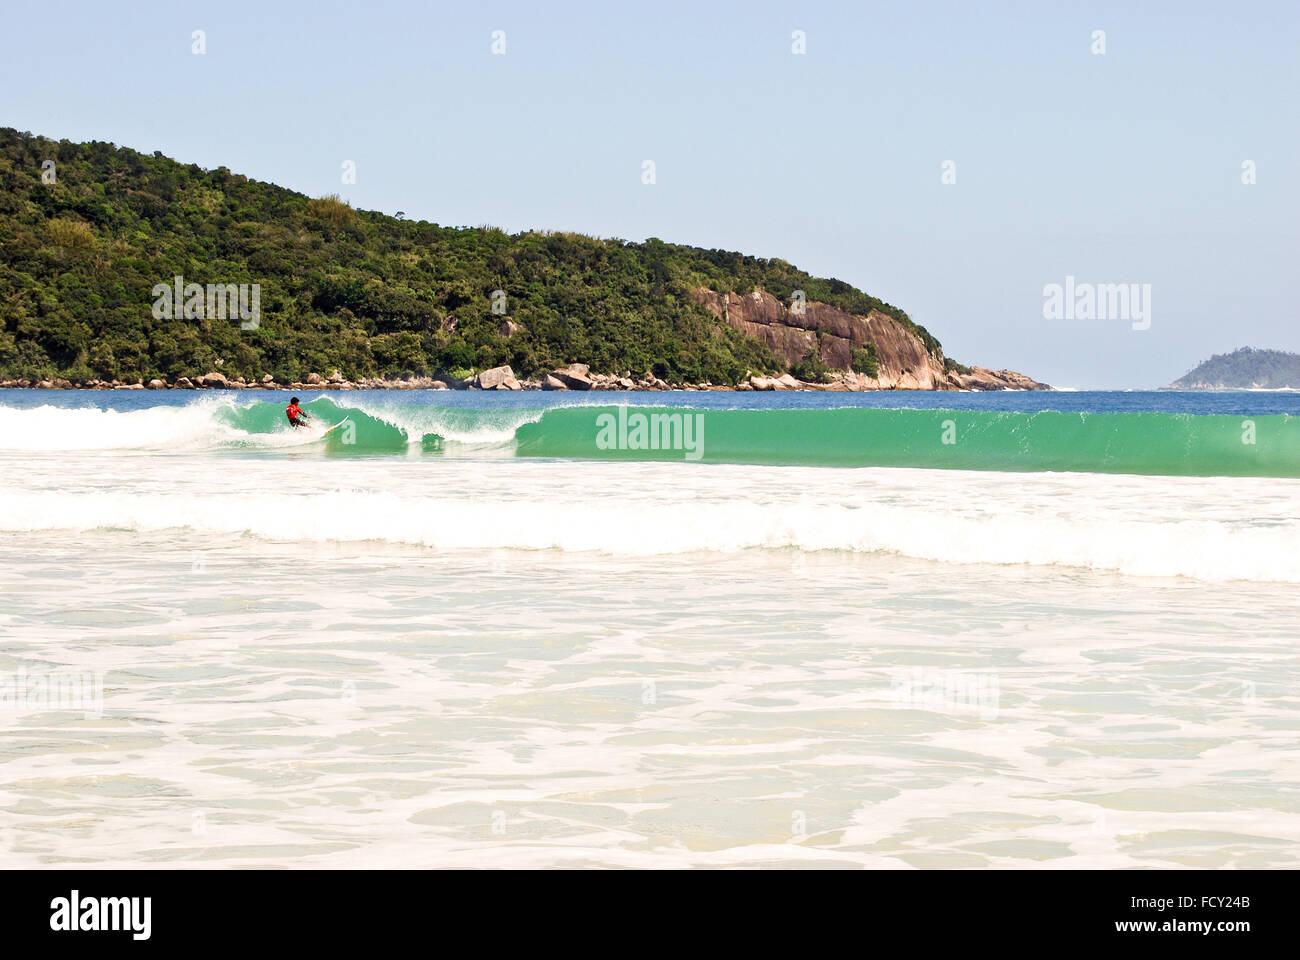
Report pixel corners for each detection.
[2,0,1295,387]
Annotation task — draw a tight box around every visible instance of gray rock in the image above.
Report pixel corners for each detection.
[477,364,516,390]
[551,366,592,390]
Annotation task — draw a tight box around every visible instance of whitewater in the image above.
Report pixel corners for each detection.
[1,389,1298,868]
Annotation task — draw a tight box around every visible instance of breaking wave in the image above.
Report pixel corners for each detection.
[0,398,1296,477]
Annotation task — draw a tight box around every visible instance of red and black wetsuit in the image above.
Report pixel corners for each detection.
[286,403,307,427]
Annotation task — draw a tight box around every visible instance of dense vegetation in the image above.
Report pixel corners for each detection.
[851,345,879,378]
[0,128,941,384]
[1169,347,1300,389]
[790,348,834,383]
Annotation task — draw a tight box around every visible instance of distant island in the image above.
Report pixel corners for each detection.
[0,128,1046,391]
[1166,347,1300,390]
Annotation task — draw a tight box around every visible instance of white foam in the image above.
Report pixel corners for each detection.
[0,400,242,451]
[1,475,1296,583]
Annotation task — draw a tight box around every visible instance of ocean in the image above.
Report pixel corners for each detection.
[1,389,1297,868]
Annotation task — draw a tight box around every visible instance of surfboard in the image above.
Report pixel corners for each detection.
[319,417,350,437]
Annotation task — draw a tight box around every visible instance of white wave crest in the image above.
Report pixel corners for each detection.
[1,487,1296,583]
[0,399,248,451]
[0,398,548,451]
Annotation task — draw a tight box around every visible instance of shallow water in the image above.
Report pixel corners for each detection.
[0,392,1297,868]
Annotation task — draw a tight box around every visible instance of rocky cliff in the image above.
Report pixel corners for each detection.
[692,288,1049,391]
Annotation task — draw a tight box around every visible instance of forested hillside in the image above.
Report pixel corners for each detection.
[0,127,942,385]
[1168,348,1300,390]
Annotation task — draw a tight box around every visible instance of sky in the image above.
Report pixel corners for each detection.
[1,0,1296,388]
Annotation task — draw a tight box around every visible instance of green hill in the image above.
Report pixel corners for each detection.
[0,127,948,387]
[1167,347,1300,390]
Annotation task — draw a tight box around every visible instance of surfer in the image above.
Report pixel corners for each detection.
[286,397,311,428]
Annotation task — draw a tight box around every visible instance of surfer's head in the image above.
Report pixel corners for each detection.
[290,397,299,405]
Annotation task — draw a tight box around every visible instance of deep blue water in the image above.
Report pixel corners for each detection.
[1,388,1298,416]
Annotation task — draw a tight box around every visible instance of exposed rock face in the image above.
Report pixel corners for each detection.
[692,287,943,388]
[950,367,1053,391]
[199,371,228,388]
[692,287,1047,390]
